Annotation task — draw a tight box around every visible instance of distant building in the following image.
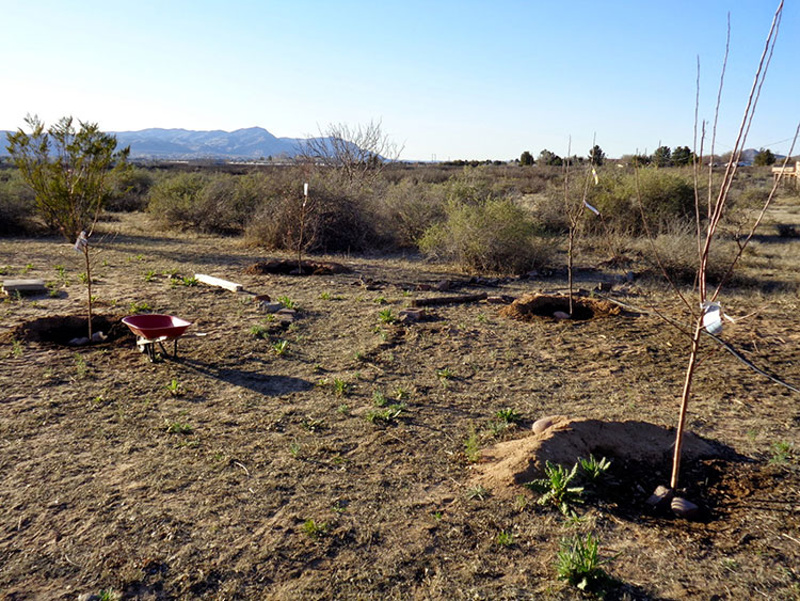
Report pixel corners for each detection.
[772,160,800,188]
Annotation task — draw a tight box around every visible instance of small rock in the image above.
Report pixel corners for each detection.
[254,294,271,302]
[525,270,540,279]
[552,311,571,320]
[259,301,284,313]
[671,496,701,519]
[399,309,425,323]
[91,331,107,342]
[68,337,90,346]
[625,270,635,283]
[532,415,566,434]
[645,485,674,509]
[435,280,451,292]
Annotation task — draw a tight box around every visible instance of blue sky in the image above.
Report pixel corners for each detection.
[2,1,797,160]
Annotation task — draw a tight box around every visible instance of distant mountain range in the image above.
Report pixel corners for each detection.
[0,127,313,160]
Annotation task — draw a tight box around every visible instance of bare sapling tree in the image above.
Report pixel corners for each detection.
[297,181,311,273]
[6,115,130,340]
[563,138,601,315]
[663,1,797,493]
[297,119,403,187]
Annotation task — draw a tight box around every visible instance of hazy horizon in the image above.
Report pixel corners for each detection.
[2,1,797,161]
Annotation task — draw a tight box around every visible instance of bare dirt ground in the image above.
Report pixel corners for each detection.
[1,210,799,600]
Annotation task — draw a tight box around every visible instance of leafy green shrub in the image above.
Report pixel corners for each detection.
[106,167,154,212]
[419,196,553,274]
[147,171,211,230]
[582,168,696,236]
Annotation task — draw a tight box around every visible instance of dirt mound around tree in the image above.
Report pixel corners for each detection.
[12,313,130,347]
[471,417,728,497]
[500,293,620,321]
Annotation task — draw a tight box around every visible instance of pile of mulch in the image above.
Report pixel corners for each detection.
[500,293,620,321]
[244,259,352,276]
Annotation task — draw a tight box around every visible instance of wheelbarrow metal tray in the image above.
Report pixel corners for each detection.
[122,314,192,341]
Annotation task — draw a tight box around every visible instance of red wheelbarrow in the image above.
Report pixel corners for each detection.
[122,314,195,362]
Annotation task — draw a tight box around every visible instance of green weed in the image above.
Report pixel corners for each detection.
[464,431,481,463]
[769,441,795,465]
[11,338,22,358]
[332,377,351,397]
[164,420,193,435]
[366,403,406,425]
[555,532,616,593]
[181,275,198,286]
[301,519,329,539]
[277,296,297,310]
[465,485,490,501]
[164,378,183,397]
[378,308,396,324]
[129,301,151,313]
[143,269,157,282]
[527,461,584,515]
[495,407,522,424]
[579,455,612,481]
[272,339,289,355]
[75,353,88,379]
[496,530,515,547]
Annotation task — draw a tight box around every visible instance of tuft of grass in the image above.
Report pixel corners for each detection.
[181,275,198,286]
[164,420,193,435]
[250,324,269,339]
[366,403,406,425]
[143,269,157,282]
[75,353,88,379]
[464,431,481,463]
[11,338,22,358]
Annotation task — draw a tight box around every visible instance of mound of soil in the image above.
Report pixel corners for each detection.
[471,417,730,498]
[14,313,130,347]
[500,293,620,321]
[244,259,352,276]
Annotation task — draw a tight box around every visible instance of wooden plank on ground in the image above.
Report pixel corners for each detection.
[3,279,47,295]
[195,273,243,293]
[411,292,487,307]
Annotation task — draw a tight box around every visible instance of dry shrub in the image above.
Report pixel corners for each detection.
[372,179,446,248]
[638,220,738,284]
[418,197,554,274]
[0,171,39,236]
[244,176,377,253]
[148,171,280,234]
